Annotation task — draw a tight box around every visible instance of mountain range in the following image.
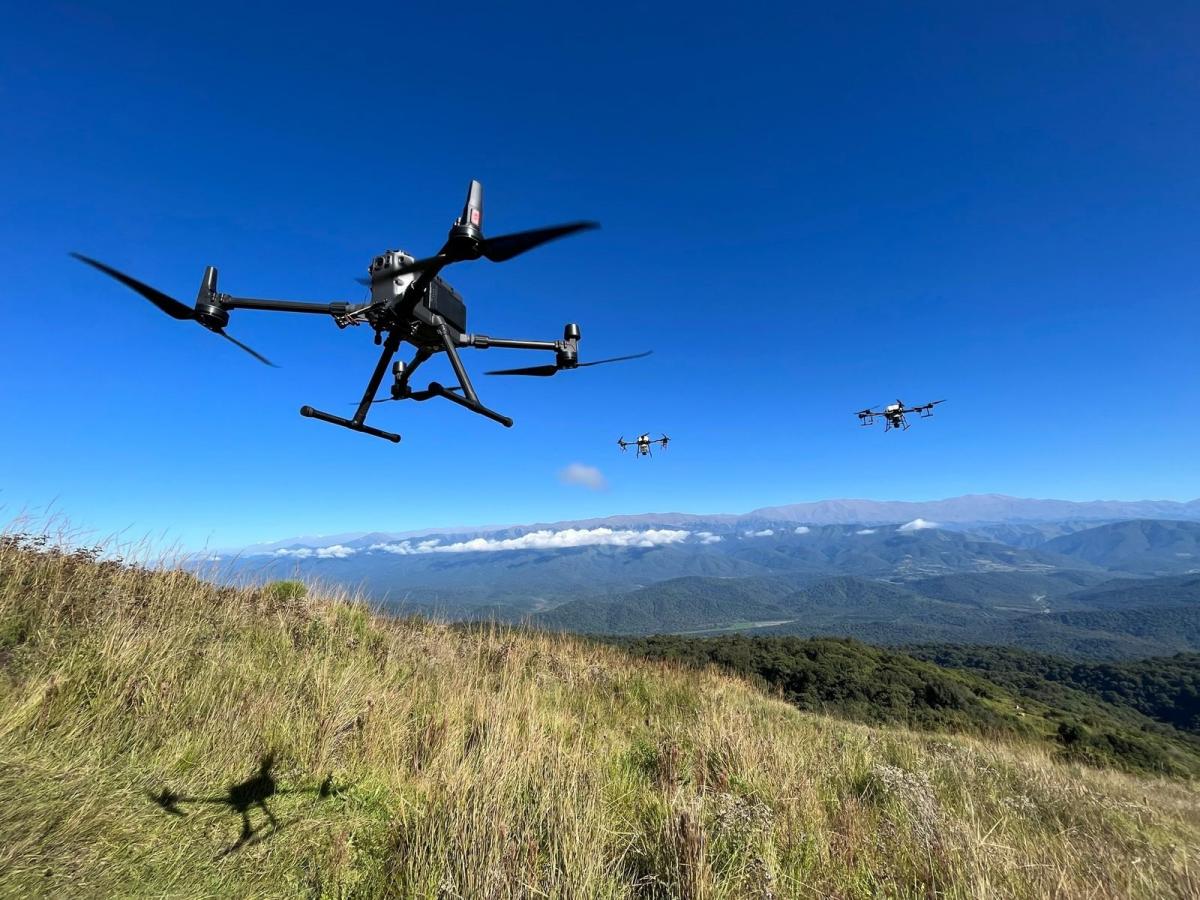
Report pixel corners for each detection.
[228,493,1200,555]
[208,495,1200,660]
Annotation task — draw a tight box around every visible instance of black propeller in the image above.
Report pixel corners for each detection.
[361,180,598,284]
[480,222,600,263]
[486,350,652,377]
[71,253,276,366]
[360,223,598,284]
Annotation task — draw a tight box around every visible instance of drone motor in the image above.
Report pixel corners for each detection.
[193,266,230,330]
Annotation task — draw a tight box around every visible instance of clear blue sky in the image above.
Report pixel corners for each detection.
[2,2,1198,549]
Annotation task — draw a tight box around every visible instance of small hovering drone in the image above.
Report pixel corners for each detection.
[857,399,945,432]
[73,180,650,444]
[618,434,670,457]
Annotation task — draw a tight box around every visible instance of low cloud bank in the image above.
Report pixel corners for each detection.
[264,527,720,559]
[368,527,693,556]
[272,544,356,559]
[855,528,877,535]
[744,529,775,538]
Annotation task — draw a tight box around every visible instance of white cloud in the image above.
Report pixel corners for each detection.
[558,462,607,491]
[370,541,423,555]
[370,527,691,555]
[273,544,357,559]
[273,526,737,559]
[744,528,775,538]
[855,528,877,535]
[793,526,811,535]
[897,518,938,532]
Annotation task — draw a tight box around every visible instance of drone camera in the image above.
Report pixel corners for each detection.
[369,250,418,305]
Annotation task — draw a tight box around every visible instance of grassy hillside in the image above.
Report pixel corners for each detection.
[2,538,1199,898]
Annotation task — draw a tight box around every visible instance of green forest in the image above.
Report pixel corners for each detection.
[610,634,1200,777]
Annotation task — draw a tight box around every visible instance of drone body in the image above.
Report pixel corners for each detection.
[618,433,670,457]
[857,399,945,432]
[73,181,650,444]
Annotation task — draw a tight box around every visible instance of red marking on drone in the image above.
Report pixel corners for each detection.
[470,209,480,226]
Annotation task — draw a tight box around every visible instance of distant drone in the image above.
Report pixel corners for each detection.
[857,399,945,432]
[618,433,670,457]
[73,181,651,444]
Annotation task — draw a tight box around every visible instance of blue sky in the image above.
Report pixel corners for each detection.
[2,2,1198,549]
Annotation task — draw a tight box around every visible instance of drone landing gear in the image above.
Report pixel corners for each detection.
[301,330,406,443]
[391,323,514,427]
[407,382,514,427]
[299,406,402,443]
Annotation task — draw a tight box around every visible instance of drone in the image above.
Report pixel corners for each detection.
[857,399,945,432]
[618,433,670,457]
[72,181,651,444]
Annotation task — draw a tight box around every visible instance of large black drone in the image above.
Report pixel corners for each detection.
[618,433,670,457]
[857,399,945,432]
[73,181,650,443]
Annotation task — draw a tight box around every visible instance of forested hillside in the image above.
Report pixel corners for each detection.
[612,634,1200,777]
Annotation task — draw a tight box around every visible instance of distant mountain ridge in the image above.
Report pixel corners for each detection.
[230,494,1200,555]
[747,495,1200,525]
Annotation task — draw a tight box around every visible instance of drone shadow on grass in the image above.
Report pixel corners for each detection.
[148,752,347,858]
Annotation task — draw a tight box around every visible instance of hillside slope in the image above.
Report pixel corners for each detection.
[1043,520,1200,574]
[2,539,1198,898]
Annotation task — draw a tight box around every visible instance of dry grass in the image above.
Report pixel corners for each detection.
[1,535,1198,898]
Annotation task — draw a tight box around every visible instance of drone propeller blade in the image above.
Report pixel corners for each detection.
[487,350,650,377]
[479,221,599,263]
[71,253,197,320]
[76,253,277,366]
[577,350,653,368]
[485,364,560,377]
[215,329,276,367]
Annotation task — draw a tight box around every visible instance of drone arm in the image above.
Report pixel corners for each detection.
[221,296,363,316]
[461,334,562,352]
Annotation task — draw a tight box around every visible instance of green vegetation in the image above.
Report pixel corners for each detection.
[907,645,1200,737]
[2,537,1199,897]
[614,635,1200,778]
